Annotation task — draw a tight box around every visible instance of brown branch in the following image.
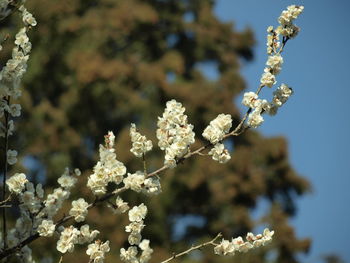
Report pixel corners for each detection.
[0,194,11,207]
[160,233,222,263]
[2,96,10,250]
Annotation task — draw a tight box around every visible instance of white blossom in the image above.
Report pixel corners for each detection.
[130,123,153,157]
[86,240,110,263]
[266,54,283,74]
[69,198,89,222]
[20,6,37,26]
[37,220,55,237]
[260,68,276,88]
[247,109,264,128]
[123,171,145,192]
[128,232,142,245]
[57,170,77,190]
[87,131,126,195]
[143,177,162,195]
[9,104,21,117]
[77,225,100,244]
[109,196,129,214]
[242,92,258,108]
[40,187,70,219]
[74,168,81,176]
[36,183,44,198]
[56,226,80,253]
[214,239,235,256]
[272,83,293,107]
[208,143,231,163]
[125,221,145,234]
[14,28,29,49]
[139,239,153,263]
[6,173,27,194]
[278,5,304,25]
[214,228,274,256]
[20,182,42,213]
[128,204,147,222]
[157,100,195,168]
[202,114,232,144]
[7,149,17,165]
[120,246,138,263]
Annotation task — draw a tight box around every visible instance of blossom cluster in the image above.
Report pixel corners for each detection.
[87,131,127,195]
[202,114,232,163]
[108,196,130,214]
[214,228,274,256]
[120,203,153,263]
[87,240,110,263]
[157,99,195,168]
[130,123,153,158]
[56,225,100,254]
[0,3,36,168]
[242,5,303,128]
[4,168,90,261]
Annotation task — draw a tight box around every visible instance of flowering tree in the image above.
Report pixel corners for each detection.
[0,1,309,262]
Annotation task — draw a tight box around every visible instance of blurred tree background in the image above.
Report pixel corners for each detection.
[1,0,311,262]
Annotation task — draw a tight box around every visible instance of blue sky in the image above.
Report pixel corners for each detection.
[214,1,350,262]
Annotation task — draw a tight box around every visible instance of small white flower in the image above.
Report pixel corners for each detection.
[57,169,77,190]
[128,232,142,245]
[9,104,21,117]
[157,99,195,168]
[214,239,235,256]
[120,246,138,263]
[242,92,258,108]
[125,221,145,234]
[202,114,232,144]
[77,225,100,244]
[130,123,153,158]
[143,177,162,195]
[247,109,264,128]
[208,143,231,164]
[7,149,17,165]
[266,54,283,74]
[115,196,129,214]
[86,240,110,263]
[128,204,147,222]
[74,168,81,176]
[123,171,145,192]
[56,226,79,253]
[37,220,55,237]
[6,173,27,194]
[260,68,276,88]
[69,198,89,222]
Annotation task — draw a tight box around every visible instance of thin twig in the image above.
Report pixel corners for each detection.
[0,194,11,206]
[160,233,222,263]
[2,96,10,250]
[142,153,147,174]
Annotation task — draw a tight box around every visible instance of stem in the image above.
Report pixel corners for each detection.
[142,153,147,174]
[160,233,222,263]
[2,96,10,250]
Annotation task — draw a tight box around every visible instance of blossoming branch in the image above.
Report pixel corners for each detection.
[0,4,304,262]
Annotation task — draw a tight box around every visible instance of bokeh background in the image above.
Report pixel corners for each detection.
[1,0,349,262]
[214,0,350,262]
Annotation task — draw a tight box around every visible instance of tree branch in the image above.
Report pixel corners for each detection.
[160,233,222,263]
[2,96,10,250]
